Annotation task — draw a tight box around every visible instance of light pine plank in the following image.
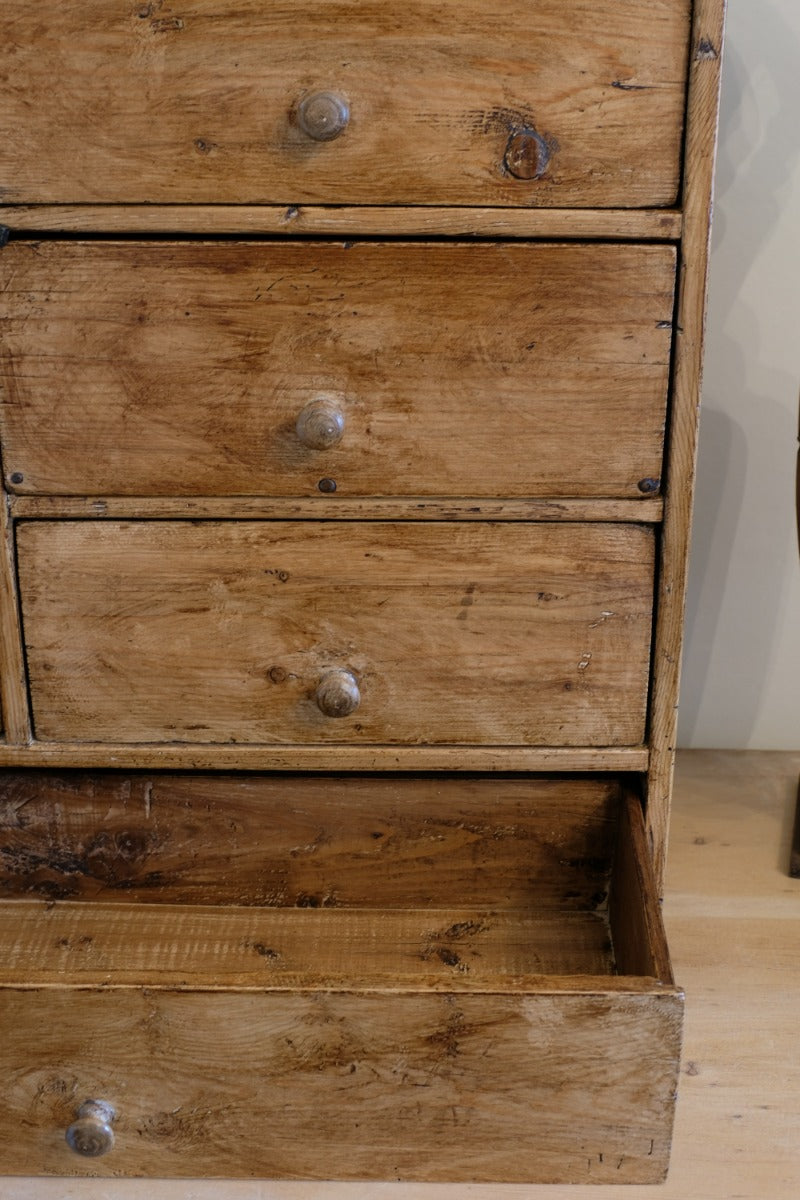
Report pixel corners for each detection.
[647,0,728,890]
[610,793,675,982]
[0,205,683,239]
[0,241,675,500]
[668,748,800,914]
[0,986,682,1182]
[0,773,620,909]
[0,1,690,207]
[8,495,665,524]
[0,495,30,743]
[16,520,655,747]
[0,900,617,989]
[0,743,650,772]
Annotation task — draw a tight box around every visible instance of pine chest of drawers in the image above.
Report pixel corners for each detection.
[0,0,725,1183]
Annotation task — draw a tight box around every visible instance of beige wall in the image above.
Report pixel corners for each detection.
[678,0,800,749]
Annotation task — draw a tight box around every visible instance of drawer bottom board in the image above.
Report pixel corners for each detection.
[0,900,615,987]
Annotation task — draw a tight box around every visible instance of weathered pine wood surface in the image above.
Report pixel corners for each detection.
[0,777,679,1182]
[0,773,620,908]
[16,520,654,747]
[0,1,690,207]
[8,495,665,523]
[2,749,795,1197]
[0,988,681,1182]
[610,791,674,981]
[0,901,619,988]
[0,241,675,499]
[0,0,729,1184]
[0,776,669,985]
[646,0,727,888]
[0,205,683,239]
[0,742,650,772]
[0,487,29,743]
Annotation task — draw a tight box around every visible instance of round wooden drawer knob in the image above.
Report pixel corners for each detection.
[295,397,346,450]
[315,669,360,718]
[65,1099,116,1158]
[297,91,350,141]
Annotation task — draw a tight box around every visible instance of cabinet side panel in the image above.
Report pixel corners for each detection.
[647,0,727,889]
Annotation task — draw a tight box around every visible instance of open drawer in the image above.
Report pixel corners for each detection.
[0,772,682,1183]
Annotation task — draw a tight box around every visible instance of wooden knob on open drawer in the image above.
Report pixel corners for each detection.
[315,669,360,718]
[296,396,346,450]
[65,1099,116,1158]
[297,91,350,141]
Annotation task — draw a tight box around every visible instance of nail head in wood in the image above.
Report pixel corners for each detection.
[638,477,661,494]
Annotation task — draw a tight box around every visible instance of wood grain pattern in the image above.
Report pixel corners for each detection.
[0,0,726,1186]
[0,1,690,208]
[0,495,30,742]
[0,900,619,989]
[16,520,655,747]
[647,0,727,890]
[0,772,620,908]
[0,770,681,1182]
[610,793,675,982]
[0,241,676,499]
[0,742,649,772]
[8,495,665,523]
[6,750,800,1199]
[0,986,682,1182]
[0,204,683,239]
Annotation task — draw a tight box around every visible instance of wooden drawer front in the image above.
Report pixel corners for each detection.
[1,2,690,208]
[0,988,680,1183]
[0,775,682,1183]
[17,521,654,747]
[0,241,676,500]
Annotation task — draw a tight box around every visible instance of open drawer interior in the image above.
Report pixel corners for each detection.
[0,772,671,985]
[0,772,682,1182]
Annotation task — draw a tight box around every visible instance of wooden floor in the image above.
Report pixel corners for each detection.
[3,749,799,1199]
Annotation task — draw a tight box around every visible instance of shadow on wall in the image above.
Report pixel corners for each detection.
[679,407,745,740]
[678,7,800,747]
